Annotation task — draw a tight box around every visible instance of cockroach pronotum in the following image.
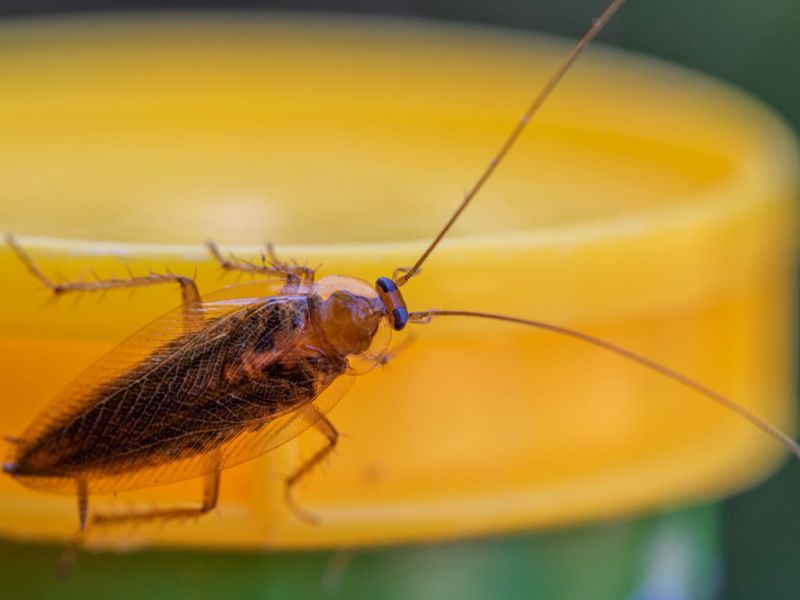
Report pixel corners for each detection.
[3,0,799,564]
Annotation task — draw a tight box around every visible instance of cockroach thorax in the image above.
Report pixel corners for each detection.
[311,275,391,361]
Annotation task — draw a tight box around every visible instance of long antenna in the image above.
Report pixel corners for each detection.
[409,309,800,461]
[394,0,627,287]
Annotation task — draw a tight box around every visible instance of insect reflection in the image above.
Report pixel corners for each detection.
[3,0,799,563]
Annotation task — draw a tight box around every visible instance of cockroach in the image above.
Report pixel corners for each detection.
[3,0,800,557]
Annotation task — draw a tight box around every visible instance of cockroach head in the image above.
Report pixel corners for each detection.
[312,276,392,366]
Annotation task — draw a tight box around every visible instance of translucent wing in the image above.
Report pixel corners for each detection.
[14,279,294,447]
[99,372,355,494]
[7,279,356,495]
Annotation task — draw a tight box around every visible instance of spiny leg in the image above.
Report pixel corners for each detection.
[284,407,338,524]
[207,240,316,285]
[58,478,90,576]
[7,234,202,331]
[93,469,221,529]
[60,470,221,575]
[77,478,88,531]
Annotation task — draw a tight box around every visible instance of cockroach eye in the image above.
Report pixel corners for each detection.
[391,307,409,331]
[375,277,408,331]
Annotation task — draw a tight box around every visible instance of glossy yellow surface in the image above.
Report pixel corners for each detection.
[0,15,797,549]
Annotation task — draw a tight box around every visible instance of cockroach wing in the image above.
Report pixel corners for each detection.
[107,370,355,494]
[14,279,294,449]
[8,279,354,495]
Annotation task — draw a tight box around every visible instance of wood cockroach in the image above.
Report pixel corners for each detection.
[3,0,799,563]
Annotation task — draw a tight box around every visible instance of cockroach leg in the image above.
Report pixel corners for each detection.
[284,407,338,524]
[379,334,417,368]
[91,469,221,529]
[264,241,281,266]
[57,478,89,577]
[7,234,202,330]
[263,241,316,283]
[77,478,88,531]
[207,240,316,284]
[58,470,221,575]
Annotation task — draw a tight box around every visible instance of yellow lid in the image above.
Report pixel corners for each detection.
[0,15,797,549]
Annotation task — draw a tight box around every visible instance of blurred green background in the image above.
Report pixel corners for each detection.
[1,1,798,598]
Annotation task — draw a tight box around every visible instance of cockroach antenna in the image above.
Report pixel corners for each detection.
[384,0,800,463]
[406,310,800,461]
[394,0,627,287]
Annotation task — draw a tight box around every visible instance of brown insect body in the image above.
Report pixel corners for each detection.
[4,275,390,496]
